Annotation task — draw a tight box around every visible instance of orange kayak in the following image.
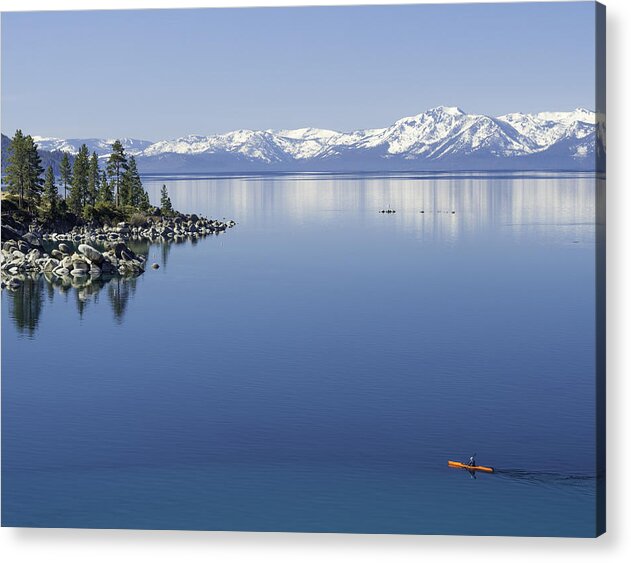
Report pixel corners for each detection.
[448,460,494,473]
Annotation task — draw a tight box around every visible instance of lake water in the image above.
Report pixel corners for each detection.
[2,173,601,536]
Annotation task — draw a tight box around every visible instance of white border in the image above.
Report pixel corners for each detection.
[1,1,629,562]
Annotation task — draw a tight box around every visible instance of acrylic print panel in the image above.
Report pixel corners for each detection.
[0,2,605,537]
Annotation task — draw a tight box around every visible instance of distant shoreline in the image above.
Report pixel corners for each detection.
[137,169,605,182]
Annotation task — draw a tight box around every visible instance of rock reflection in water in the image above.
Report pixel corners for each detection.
[4,239,178,334]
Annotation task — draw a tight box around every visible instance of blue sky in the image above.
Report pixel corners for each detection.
[1,2,597,140]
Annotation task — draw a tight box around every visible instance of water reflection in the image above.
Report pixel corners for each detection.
[6,276,45,337]
[3,239,180,335]
[4,173,599,336]
[107,277,138,324]
[143,172,598,246]
[6,272,138,335]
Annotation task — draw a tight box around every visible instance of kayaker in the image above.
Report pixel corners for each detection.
[467,455,476,467]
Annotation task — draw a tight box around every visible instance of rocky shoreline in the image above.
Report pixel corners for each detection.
[1,213,236,291]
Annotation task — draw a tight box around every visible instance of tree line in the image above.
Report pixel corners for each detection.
[4,130,174,221]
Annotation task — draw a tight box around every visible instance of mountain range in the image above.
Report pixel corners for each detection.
[13,106,604,173]
[1,133,73,177]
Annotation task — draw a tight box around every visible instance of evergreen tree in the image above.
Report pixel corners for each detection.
[138,189,151,212]
[5,130,44,210]
[4,129,26,206]
[87,152,100,206]
[68,144,89,215]
[119,165,132,207]
[60,152,72,199]
[106,140,128,206]
[42,165,59,215]
[129,156,146,207]
[119,156,146,207]
[97,170,114,204]
[25,136,45,210]
[160,185,174,216]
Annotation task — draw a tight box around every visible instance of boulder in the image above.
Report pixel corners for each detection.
[28,249,42,262]
[22,232,43,249]
[78,244,104,265]
[70,268,88,277]
[43,258,60,272]
[112,242,136,260]
[72,259,90,271]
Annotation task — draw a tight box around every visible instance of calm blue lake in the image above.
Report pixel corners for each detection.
[2,173,599,536]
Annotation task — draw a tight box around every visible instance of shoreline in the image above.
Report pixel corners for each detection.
[1,211,236,291]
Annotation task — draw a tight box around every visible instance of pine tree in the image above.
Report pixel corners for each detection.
[119,156,146,207]
[128,156,146,207]
[160,184,174,216]
[87,152,100,206]
[42,165,59,215]
[68,144,89,215]
[106,140,128,207]
[119,165,132,207]
[4,129,27,207]
[138,189,151,212]
[5,130,44,210]
[97,170,114,204]
[60,152,72,199]
[24,136,45,210]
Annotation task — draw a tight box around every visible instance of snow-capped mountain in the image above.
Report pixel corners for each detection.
[32,137,152,157]
[26,107,604,172]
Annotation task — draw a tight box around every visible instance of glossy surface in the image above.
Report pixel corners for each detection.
[2,172,599,536]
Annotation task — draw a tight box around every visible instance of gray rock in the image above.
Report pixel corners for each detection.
[22,232,43,248]
[113,242,137,260]
[28,249,42,262]
[70,268,89,277]
[43,258,60,272]
[72,259,90,271]
[78,244,104,265]
[151,263,160,269]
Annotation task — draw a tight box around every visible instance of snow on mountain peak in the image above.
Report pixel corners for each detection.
[428,105,465,115]
[273,127,340,141]
[533,108,595,124]
[24,106,599,171]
